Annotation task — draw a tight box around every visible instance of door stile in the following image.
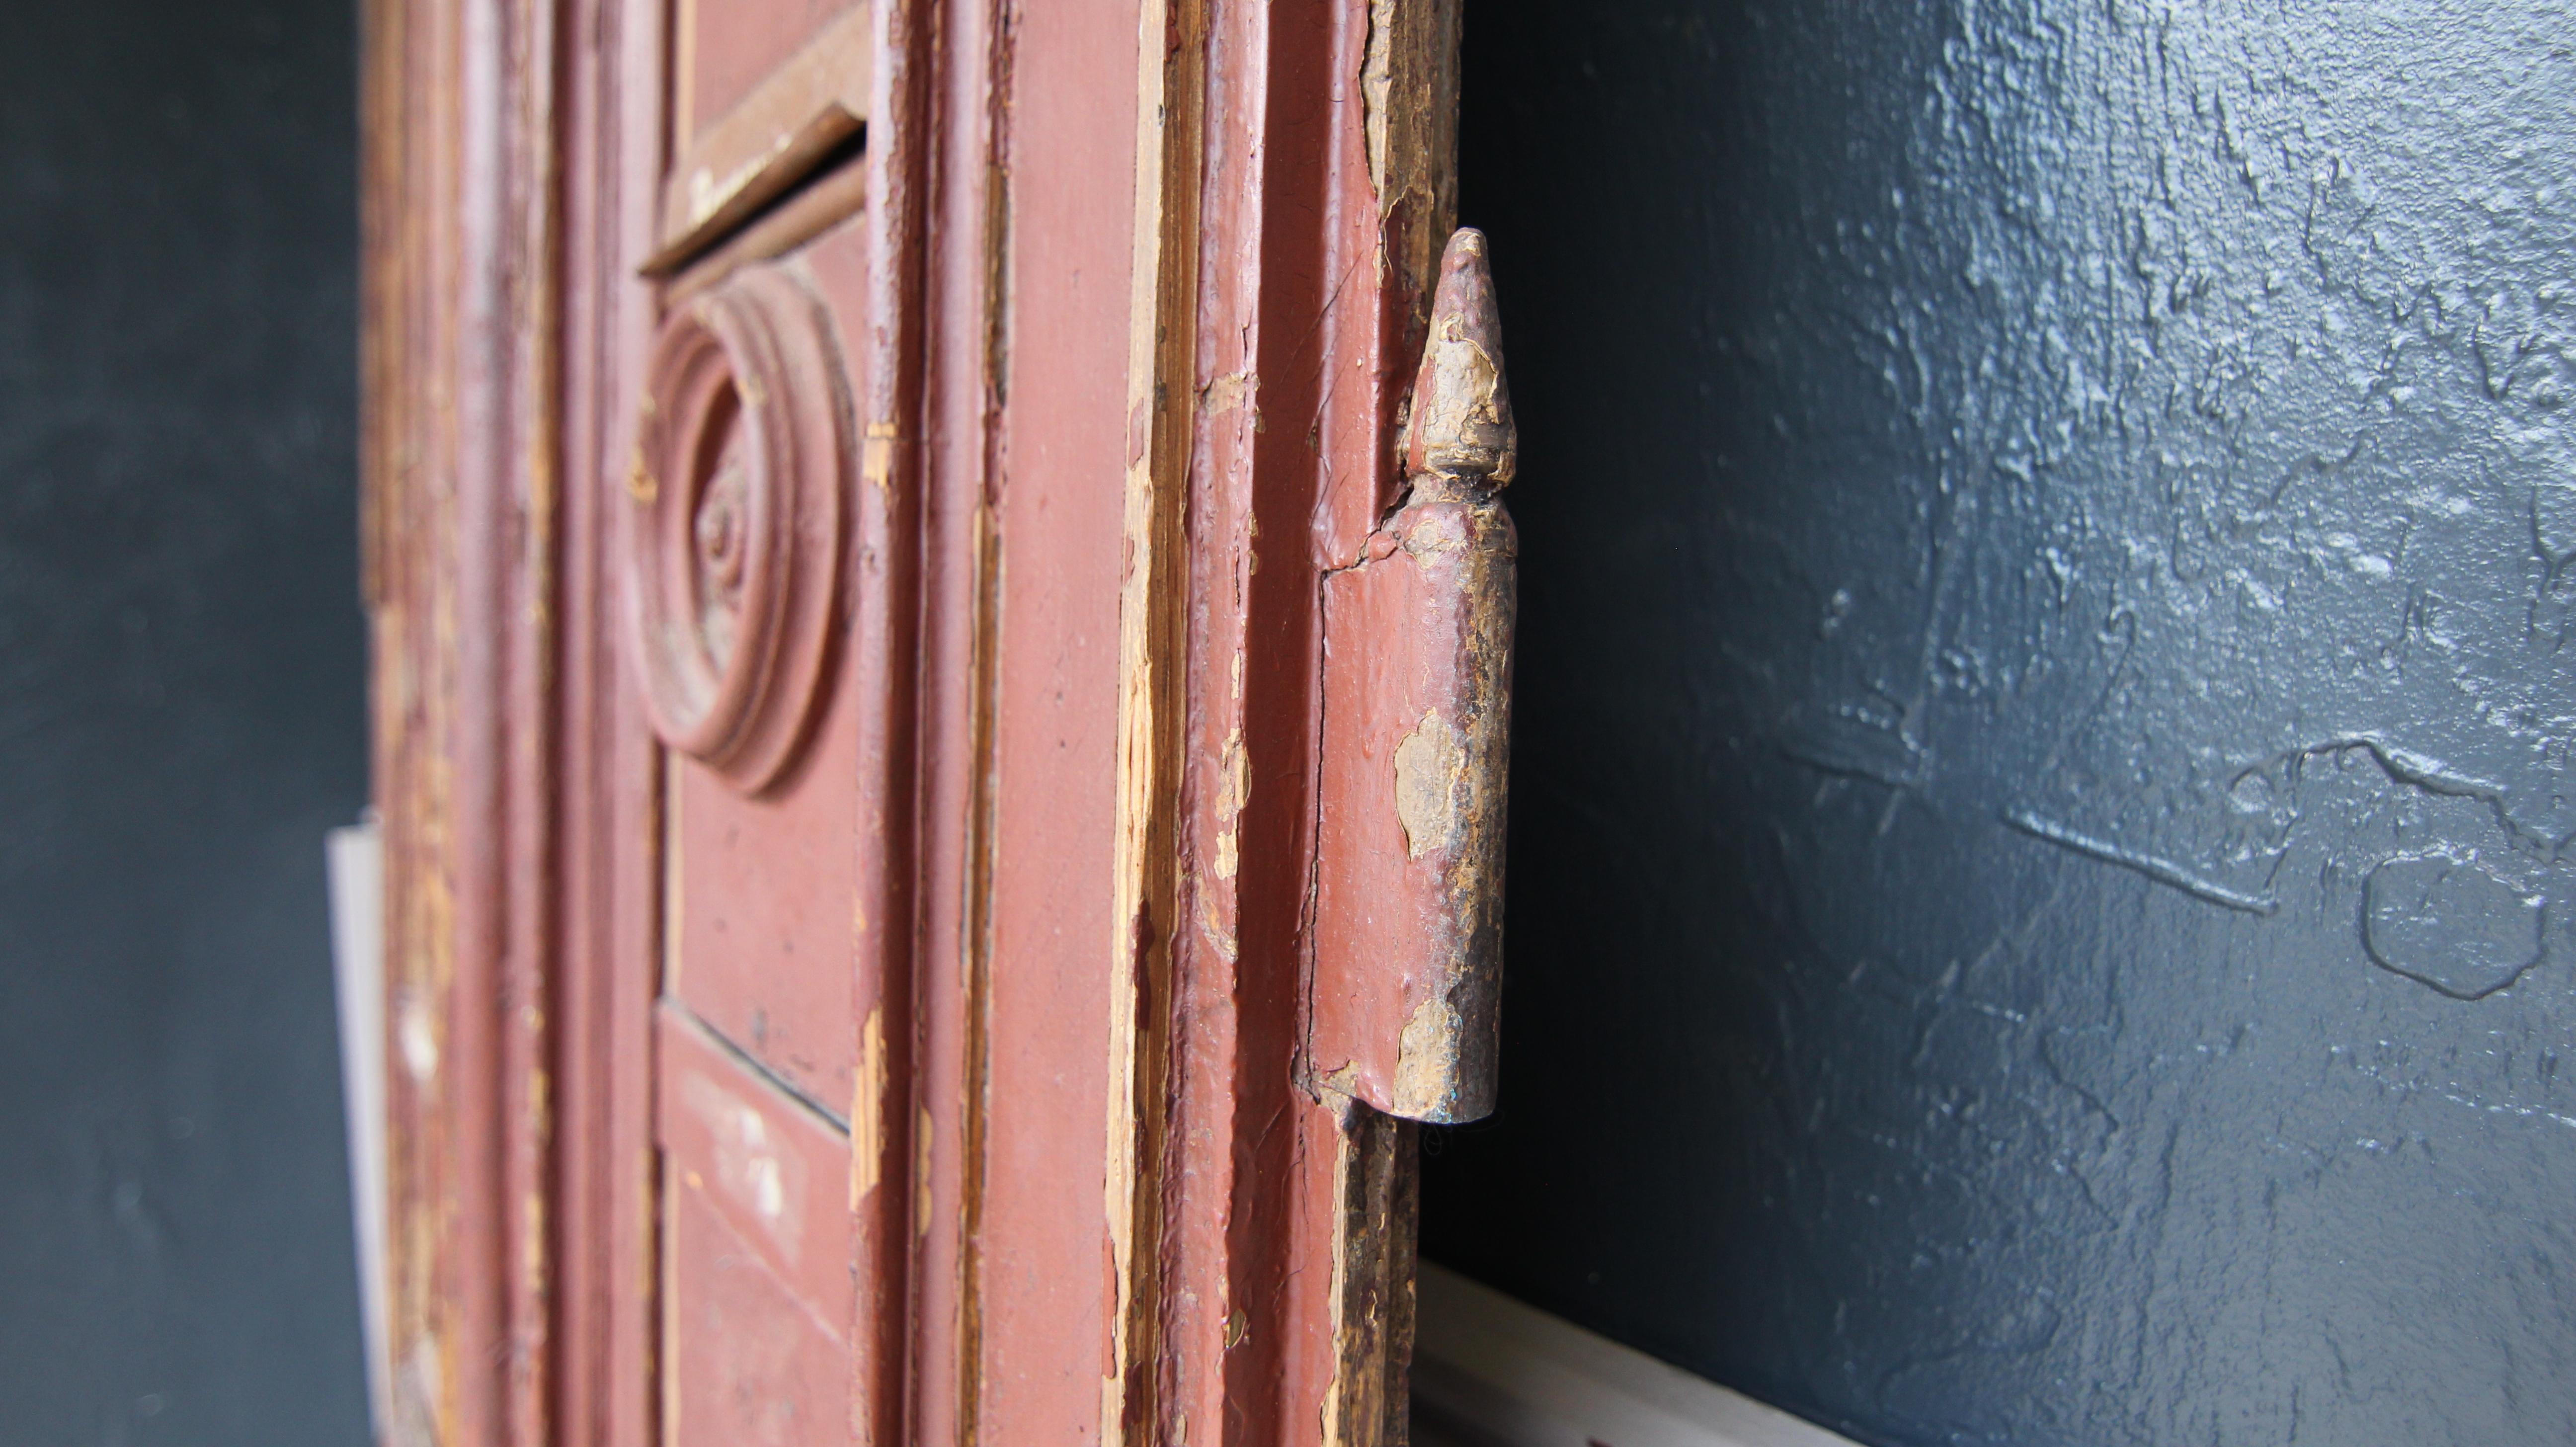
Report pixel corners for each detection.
[496,0,566,1442]
[1108,0,1207,1440]
[550,0,669,1442]
[1154,0,1274,1438]
[367,0,575,1437]
[1147,3,1463,1447]
[905,0,1008,1440]
[362,0,470,1435]
[1154,1,1339,1443]
[854,2,936,1446]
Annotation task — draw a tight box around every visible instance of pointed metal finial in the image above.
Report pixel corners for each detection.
[1405,228,1517,487]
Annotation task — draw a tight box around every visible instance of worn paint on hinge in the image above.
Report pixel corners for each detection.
[1309,229,1516,1124]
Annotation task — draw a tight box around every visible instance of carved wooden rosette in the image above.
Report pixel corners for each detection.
[625,265,848,792]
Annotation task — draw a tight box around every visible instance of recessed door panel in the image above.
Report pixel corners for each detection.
[667,649,862,1105]
[655,1002,854,1326]
[675,0,862,142]
[663,1166,849,1447]
[637,158,877,1447]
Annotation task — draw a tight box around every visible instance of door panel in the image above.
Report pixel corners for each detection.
[663,555,864,1108]
[674,0,861,134]
[656,1003,854,1330]
[645,210,877,1447]
[657,1005,855,1447]
[663,1171,849,1447]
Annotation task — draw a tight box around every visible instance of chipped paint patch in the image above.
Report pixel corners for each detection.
[682,1071,799,1255]
[1392,709,1465,859]
[398,992,440,1083]
[1217,729,1250,816]
[1198,370,1260,426]
[1197,886,1238,964]
[1391,991,1461,1118]
[1214,729,1250,879]
[1361,0,1396,207]
[849,1004,886,1207]
[861,419,898,493]
[915,1105,932,1239]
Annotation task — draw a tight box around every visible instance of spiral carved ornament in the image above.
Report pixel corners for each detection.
[623,265,848,793]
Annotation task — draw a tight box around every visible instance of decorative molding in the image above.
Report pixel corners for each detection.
[624,263,848,793]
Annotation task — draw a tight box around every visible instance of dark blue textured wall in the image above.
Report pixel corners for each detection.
[1423,3,2576,1444]
[0,0,371,1442]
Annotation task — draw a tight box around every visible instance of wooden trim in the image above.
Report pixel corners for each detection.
[852,1,935,1443]
[548,0,668,1441]
[646,3,876,273]
[365,0,554,1438]
[902,0,1004,1440]
[1104,0,1208,1439]
[1143,3,1462,1447]
[660,157,870,308]
[1412,1266,1866,1447]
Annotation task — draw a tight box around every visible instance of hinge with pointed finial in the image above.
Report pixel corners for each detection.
[1309,228,1518,1125]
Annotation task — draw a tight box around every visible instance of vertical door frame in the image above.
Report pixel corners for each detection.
[362,0,1462,1443]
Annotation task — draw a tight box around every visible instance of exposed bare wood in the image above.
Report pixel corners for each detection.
[1101,0,1205,1428]
[1315,0,1464,568]
[896,0,1006,1437]
[1362,0,1460,335]
[1322,1108,1421,1447]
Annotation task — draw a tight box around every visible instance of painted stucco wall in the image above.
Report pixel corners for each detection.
[1423,3,2576,1444]
[0,1,372,1442]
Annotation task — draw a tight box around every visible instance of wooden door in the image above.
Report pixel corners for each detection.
[360,0,1505,1444]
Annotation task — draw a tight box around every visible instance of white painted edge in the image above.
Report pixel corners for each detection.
[1412,1262,1865,1447]
[327,817,389,1442]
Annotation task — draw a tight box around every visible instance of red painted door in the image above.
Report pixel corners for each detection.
[363,1,1502,1444]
